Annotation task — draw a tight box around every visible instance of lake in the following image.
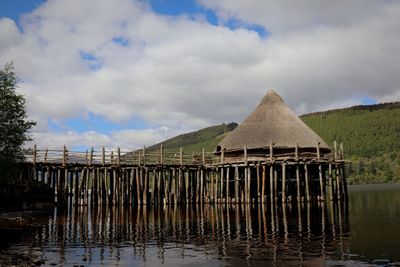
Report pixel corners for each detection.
[1,184,400,266]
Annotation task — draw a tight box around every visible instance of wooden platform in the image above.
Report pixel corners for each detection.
[21,143,348,206]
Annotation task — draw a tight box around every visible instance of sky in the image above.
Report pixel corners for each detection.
[0,0,399,151]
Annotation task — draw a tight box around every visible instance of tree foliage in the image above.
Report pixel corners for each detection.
[0,62,36,178]
[301,104,400,184]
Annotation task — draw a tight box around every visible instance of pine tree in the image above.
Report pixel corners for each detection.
[0,62,36,179]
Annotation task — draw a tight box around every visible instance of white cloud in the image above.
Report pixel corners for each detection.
[198,0,398,34]
[29,127,174,151]
[1,0,400,150]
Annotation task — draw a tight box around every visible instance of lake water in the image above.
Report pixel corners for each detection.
[1,184,400,266]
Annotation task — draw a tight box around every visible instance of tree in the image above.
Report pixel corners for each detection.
[0,62,36,179]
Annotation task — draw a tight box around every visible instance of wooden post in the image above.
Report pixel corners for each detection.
[334,140,338,161]
[102,147,105,166]
[136,167,141,205]
[296,164,301,202]
[336,164,342,201]
[269,141,273,162]
[305,163,310,202]
[261,165,266,203]
[214,170,218,202]
[317,142,324,201]
[150,169,156,205]
[319,164,325,201]
[282,163,286,203]
[73,169,79,205]
[93,167,98,205]
[160,144,164,165]
[234,166,239,203]
[89,147,93,166]
[103,168,108,206]
[244,146,248,203]
[180,147,183,166]
[256,164,260,203]
[185,170,189,204]
[274,167,278,202]
[143,167,148,205]
[221,148,225,164]
[220,167,224,202]
[247,165,251,203]
[62,145,67,167]
[340,143,344,160]
[270,165,274,202]
[200,168,204,204]
[117,147,121,166]
[329,163,334,201]
[143,146,146,166]
[226,167,230,203]
[341,163,348,201]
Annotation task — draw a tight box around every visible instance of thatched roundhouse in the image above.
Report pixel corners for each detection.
[216,90,330,162]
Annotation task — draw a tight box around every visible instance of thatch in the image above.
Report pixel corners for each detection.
[216,90,330,153]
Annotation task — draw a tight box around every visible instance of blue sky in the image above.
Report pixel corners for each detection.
[1,0,394,151]
[0,0,45,19]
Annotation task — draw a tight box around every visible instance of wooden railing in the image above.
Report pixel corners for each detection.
[24,141,345,167]
[24,145,219,166]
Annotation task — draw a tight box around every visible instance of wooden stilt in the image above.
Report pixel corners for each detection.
[296,164,301,202]
[256,164,260,203]
[329,163,333,201]
[282,163,286,203]
[248,166,251,203]
[305,163,310,202]
[319,164,325,201]
[261,165,266,203]
[234,166,239,203]
[226,167,230,204]
[270,165,274,202]
[274,167,278,202]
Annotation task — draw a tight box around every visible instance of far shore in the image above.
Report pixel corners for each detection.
[348,182,400,191]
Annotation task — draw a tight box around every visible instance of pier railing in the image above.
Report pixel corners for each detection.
[24,140,345,167]
[24,145,219,166]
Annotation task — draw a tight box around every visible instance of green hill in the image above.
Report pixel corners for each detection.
[146,102,400,184]
[146,122,238,153]
[301,102,400,184]
[300,102,400,158]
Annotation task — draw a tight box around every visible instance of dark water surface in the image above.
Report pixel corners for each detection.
[1,184,400,266]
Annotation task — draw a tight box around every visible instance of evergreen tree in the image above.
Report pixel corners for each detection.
[0,62,36,179]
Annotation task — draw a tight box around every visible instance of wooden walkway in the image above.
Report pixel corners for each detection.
[22,142,348,206]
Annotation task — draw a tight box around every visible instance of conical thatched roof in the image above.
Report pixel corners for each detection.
[217,90,330,152]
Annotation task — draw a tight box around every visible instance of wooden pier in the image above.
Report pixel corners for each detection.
[21,141,348,207]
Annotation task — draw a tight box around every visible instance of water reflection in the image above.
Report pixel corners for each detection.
[17,201,354,266]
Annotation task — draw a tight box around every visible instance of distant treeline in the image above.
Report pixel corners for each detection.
[301,102,400,184]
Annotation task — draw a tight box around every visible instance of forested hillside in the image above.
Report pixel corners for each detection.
[301,102,400,184]
[301,102,400,158]
[145,102,400,184]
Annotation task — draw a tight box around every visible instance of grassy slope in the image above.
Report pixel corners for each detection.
[146,122,238,153]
